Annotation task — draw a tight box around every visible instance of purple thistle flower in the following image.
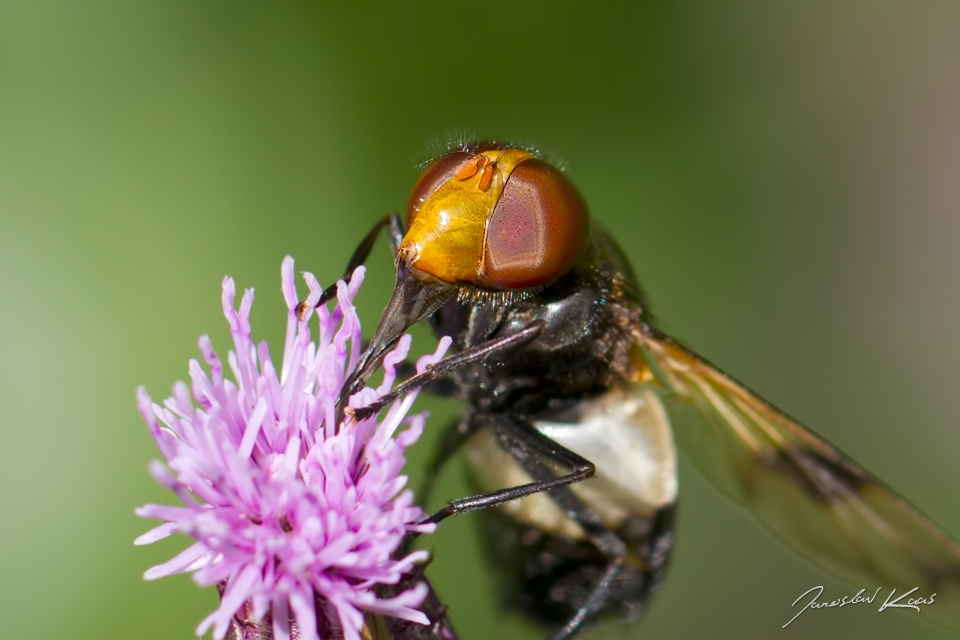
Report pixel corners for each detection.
[135,256,451,640]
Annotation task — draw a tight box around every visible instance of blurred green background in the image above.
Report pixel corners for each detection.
[2,1,959,639]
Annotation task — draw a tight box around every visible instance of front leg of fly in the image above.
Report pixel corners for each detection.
[297,212,406,316]
[347,319,546,423]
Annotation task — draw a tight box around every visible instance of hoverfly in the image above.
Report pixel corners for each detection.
[301,141,960,639]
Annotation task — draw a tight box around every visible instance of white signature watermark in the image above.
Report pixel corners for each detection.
[783,585,936,628]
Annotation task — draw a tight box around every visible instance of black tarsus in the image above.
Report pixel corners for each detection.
[295,213,405,319]
[416,417,476,513]
[420,412,596,526]
[546,559,624,640]
[348,319,546,422]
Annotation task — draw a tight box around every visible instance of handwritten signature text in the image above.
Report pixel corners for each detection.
[783,585,936,628]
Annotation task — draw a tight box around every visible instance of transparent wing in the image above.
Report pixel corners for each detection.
[638,331,960,632]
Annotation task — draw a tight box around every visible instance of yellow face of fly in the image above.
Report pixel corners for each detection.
[400,147,537,285]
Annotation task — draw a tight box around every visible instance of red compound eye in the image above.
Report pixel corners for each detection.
[482,159,590,290]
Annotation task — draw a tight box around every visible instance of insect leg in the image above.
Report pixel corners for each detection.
[391,356,461,400]
[399,416,480,555]
[489,414,627,557]
[418,416,475,507]
[346,319,546,421]
[492,414,638,640]
[297,212,405,316]
[545,560,623,640]
[419,411,597,526]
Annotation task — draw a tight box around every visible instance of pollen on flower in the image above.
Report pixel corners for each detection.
[135,256,451,640]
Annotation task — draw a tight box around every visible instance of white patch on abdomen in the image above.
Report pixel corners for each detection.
[466,384,677,539]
